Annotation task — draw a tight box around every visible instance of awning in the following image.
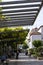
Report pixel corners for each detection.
[0,0,43,27]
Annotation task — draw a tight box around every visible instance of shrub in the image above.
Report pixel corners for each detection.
[22,42,29,49]
[29,48,34,54]
[37,46,43,57]
[32,46,43,57]
[37,46,43,52]
[32,40,42,48]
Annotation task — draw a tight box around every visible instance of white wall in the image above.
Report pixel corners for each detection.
[29,42,33,48]
[29,36,34,48]
[29,35,41,48]
[38,28,41,33]
[32,35,41,41]
[41,27,43,41]
[41,27,43,34]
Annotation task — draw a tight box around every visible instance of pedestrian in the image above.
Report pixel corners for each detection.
[16,51,19,59]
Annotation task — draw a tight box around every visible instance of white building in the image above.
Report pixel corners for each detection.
[38,25,43,41]
[28,27,41,48]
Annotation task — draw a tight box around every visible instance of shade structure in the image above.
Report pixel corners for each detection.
[0,0,43,27]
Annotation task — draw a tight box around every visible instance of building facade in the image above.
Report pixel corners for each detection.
[28,26,43,49]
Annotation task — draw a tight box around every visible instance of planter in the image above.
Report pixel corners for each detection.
[37,57,43,60]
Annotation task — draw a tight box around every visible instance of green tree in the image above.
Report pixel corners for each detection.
[32,40,42,48]
[22,42,29,49]
[0,27,29,58]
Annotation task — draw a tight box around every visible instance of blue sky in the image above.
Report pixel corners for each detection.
[2,0,43,30]
[32,6,43,29]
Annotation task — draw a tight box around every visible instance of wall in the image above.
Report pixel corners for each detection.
[41,27,43,41]
[29,35,41,48]
[32,35,41,41]
[29,36,33,48]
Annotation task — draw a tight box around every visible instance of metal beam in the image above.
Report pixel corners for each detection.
[0,20,33,25]
[0,0,42,5]
[3,13,36,16]
[0,19,34,23]
[2,4,40,9]
[0,18,34,21]
[6,15,36,18]
[1,17,35,21]
[6,16,35,19]
[0,23,33,27]
[0,9,38,14]
[6,17,35,19]
[2,11,38,16]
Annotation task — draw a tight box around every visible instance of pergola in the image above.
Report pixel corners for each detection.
[0,0,43,27]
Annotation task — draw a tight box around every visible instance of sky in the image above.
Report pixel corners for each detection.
[32,6,43,29]
[2,0,43,30]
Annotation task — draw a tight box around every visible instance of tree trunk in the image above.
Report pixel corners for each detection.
[16,43,19,59]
